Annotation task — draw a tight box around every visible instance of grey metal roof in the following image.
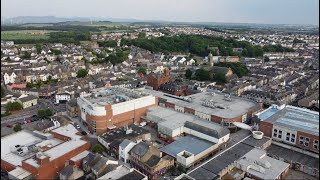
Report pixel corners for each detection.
[202,143,253,174]
[184,121,229,139]
[130,141,149,157]
[160,135,214,158]
[188,167,218,180]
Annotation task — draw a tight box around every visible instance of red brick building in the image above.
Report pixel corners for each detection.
[257,105,319,154]
[77,87,158,135]
[147,68,170,90]
[1,125,91,180]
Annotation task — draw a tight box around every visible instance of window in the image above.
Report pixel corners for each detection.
[286,136,290,141]
[278,134,282,139]
[305,138,310,142]
[287,132,290,136]
[292,134,295,138]
[305,142,309,147]
[291,138,295,142]
[314,140,319,150]
[299,136,304,145]
[274,129,278,133]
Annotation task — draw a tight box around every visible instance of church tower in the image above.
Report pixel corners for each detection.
[208,52,214,67]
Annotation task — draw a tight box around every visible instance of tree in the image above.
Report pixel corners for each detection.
[1,86,5,98]
[213,72,227,83]
[6,102,23,111]
[138,32,146,38]
[185,69,193,79]
[37,108,54,118]
[76,69,88,78]
[138,67,147,75]
[13,124,22,132]
[92,144,104,154]
[35,44,42,54]
[194,68,210,81]
[21,51,31,59]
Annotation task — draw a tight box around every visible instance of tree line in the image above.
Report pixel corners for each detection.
[121,34,294,57]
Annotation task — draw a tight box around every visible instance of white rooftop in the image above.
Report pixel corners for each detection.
[236,148,290,180]
[8,167,32,179]
[1,130,42,166]
[140,88,258,119]
[50,124,82,139]
[97,165,131,180]
[44,140,88,161]
[70,150,90,162]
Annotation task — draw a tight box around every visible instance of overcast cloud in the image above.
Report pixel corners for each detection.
[1,0,319,25]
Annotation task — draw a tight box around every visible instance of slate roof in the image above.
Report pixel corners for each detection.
[145,155,161,167]
[130,141,150,157]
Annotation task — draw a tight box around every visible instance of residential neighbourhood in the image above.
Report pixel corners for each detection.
[1,5,319,180]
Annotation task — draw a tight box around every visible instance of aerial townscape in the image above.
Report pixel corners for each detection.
[0,1,319,180]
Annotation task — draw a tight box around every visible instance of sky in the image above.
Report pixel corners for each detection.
[1,0,319,25]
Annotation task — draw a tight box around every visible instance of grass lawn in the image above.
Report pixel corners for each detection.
[1,30,55,40]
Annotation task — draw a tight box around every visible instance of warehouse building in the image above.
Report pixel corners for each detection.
[145,106,230,143]
[140,88,260,127]
[77,87,157,135]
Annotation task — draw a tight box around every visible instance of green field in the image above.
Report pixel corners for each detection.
[63,21,130,27]
[1,30,55,40]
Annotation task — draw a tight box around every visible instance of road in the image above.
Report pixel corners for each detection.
[1,98,66,125]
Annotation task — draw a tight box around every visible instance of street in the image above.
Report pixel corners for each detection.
[1,97,66,125]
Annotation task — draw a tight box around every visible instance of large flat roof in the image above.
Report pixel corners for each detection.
[44,140,88,161]
[146,106,230,139]
[140,88,258,118]
[160,135,215,158]
[81,87,150,107]
[51,124,82,139]
[1,130,43,166]
[258,105,319,136]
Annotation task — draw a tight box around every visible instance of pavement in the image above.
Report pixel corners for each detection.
[1,98,66,125]
[61,112,97,139]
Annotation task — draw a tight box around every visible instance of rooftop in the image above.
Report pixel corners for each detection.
[160,135,215,158]
[80,87,150,107]
[257,105,319,135]
[97,165,147,180]
[146,106,229,139]
[51,124,82,140]
[140,88,259,119]
[8,167,32,179]
[237,148,290,179]
[1,130,43,166]
[100,124,150,143]
[43,140,88,161]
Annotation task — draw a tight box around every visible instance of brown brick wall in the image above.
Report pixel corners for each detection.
[184,107,195,115]
[296,131,319,153]
[50,131,71,141]
[1,160,15,172]
[165,102,175,109]
[211,115,222,124]
[86,103,157,135]
[22,142,90,180]
[259,121,273,137]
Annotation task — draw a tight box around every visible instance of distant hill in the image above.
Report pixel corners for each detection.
[0,16,144,24]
